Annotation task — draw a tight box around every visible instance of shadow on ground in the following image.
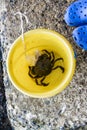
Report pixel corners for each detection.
[0,48,13,130]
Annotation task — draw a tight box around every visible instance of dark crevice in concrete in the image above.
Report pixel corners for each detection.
[0,42,13,130]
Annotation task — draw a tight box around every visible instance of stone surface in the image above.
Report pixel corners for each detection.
[0,21,12,130]
[1,0,87,130]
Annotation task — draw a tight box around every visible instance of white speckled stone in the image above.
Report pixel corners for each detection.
[1,0,87,130]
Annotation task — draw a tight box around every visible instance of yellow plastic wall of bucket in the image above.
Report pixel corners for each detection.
[7,29,76,98]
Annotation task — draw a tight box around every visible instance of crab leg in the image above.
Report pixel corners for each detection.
[42,49,51,59]
[40,76,49,86]
[52,66,64,73]
[54,58,63,63]
[35,76,49,86]
[28,66,36,78]
[50,51,55,62]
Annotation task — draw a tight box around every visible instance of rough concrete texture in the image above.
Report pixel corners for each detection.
[1,0,87,129]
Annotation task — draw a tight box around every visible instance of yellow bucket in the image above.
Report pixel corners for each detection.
[7,29,76,98]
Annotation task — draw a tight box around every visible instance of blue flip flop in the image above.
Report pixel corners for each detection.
[72,25,87,50]
[64,0,87,26]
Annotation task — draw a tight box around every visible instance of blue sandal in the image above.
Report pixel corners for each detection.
[64,0,87,50]
[73,25,87,50]
[64,0,87,26]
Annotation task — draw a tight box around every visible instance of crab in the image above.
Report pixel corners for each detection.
[28,50,64,86]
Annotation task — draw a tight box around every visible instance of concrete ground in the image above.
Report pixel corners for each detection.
[0,0,87,129]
